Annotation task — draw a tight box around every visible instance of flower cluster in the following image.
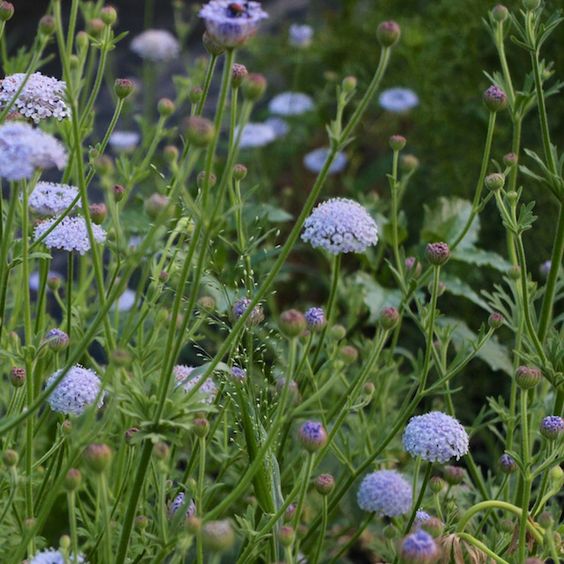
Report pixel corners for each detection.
[301,198,379,254]
[0,122,67,180]
[403,411,469,463]
[109,130,140,153]
[0,72,69,123]
[29,182,80,217]
[400,530,439,563]
[31,549,85,564]
[303,147,347,175]
[289,24,313,47]
[168,492,196,519]
[130,29,180,62]
[237,122,277,149]
[46,365,104,416]
[268,92,314,116]
[34,216,107,255]
[174,365,218,404]
[357,470,412,516]
[379,87,419,113]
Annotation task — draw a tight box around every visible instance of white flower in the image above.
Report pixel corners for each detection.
[131,29,180,62]
[174,365,217,404]
[0,73,69,123]
[28,182,80,217]
[289,24,313,48]
[265,117,289,138]
[109,130,140,153]
[268,92,314,116]
[34,216,106,255]
[236,122,276,149]
[303,147,347,175]
[379,87,419,113]
[0,122,67,181]
[111,288,137,312]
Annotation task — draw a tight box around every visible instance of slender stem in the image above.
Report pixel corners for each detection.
[404,461,432,534]
[457,533,509,564]
[67,491,79,563]
[518,390,531,562]
[66,254,73,353]
[196,435,206,564]
[313,496,328,564]
[292,454,315,559]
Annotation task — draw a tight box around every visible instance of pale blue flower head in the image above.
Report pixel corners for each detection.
[168,492,196,519]
[236,122,276,149]
[304,307,325,330]
[415,510,431,525]
[46,365,103,416]
[29,182,80,217]
[357,470,412,516]
[301,198,378,255]
[174,365,218,404]
[34,216,106,255]
[265,117,289,138]
[400,530,439,563]
[199,1,268,48]
[379,87,419,113]
[268,92,314,116]
[289,24,313,48]
[109,130,140,153]
[130,29,180,62]
[31,548,84,564]
[303,147,347,174]
[403,411,469,463]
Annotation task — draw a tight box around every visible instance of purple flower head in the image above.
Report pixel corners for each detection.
[298,420,328,452]
[174,365,217,404]
[304,307,326,330]
[46,365,103,416]
[230,366,246,381]
[357,470,412,517]
[199,1,268,48]
[400,530,440,563]
[483,85,508,112]
[403,411,469,463]
[0,122,67,180]
[289,24,313,48]
[415,510,431,526]
[168,492,196,520]
[302,198,378,255]
[232,297,264,325]
[540,415,563,441]
[499,453,517,474]
[44,328,69,351]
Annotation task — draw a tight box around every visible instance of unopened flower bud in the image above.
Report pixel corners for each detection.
[163,145,178,163]
[339,345,358,364]
[298,421,328,452]
[0,2,14,21]
[144,193,170,219]
[47,274,62,290]
[377,20,401,47]
[275,378,300,404]
[499,518,514,533]
[198,296,216,311]
[158,97,175,117]
[426,242,450,266]
[38,15,56,36]
[86,18,105,38]
[113,184,125,202]
[483,85,508,112]
[305,307,325,331]
[202,31,225,56]
[279,525,295,547]
[515,365,542,389]
[384,524,398,539]
[153,442,170,460]
[400,154,419,172]
[389,134,406,151]
[189,86,203,104]
[89,203,107,224]
[94,155,114,175]
[379,306,399,330]
[135,515,149,530]
[284,503,296,523]
[342,75,357,94]
[232,63,248,88]
[64,468,82,491]
[508,264,521,280]
[242,73,267,101]
[186,515,201,534]
[184,116,215,147]
[522,0,540,10]
[364,382,375,396]
[503,152,517,167]
[202,520,235,552]
[499,453,517,474]
[430,476,445,494]
[421,517,444,537]
[537,512,553,529]
[61,419,72,435]
[540,416,563,441]
[492,4,509,22]
[158,270,169,283]
[3,449,18,467]
[197,171,217,190]
[330,324,347,340]
[279,309,307,338]
[314,473,335,496]
[233,163,248,181]
[485,173,505,192]
[405,256,422,278]
[83,443,112,473]
[125,427,140,444]
[10,367,25,387]
[193,417,209,438]
[100,6,117,26]
[487,311,504,330]
[44,328,69,351]
[548,465,563,483]
[443,465,464,486]
[76,31,89,50]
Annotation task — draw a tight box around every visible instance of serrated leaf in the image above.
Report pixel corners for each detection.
[451,246,511,272]
[421,197,479,249]
[354,272,402,322]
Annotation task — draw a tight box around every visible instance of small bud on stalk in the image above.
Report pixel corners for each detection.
[377,20,401,47]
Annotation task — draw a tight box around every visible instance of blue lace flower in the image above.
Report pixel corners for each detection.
[357,470,412,516]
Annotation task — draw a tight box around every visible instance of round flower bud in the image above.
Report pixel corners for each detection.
[508,264,521,280]
[158,97,175,117]
[153,442,170,461]
[522,0,540,10]
[232,63,248,89]
[202,520,235,552]
[298,421,328,452]
[357,470,412,516]
[198,295,216,311]
[10,366,25,388]
[429,476,445,494]
[193,417,209,438]
[499,518,514,533]
[503,152,518,167]
[279,309,307,338]
[144,193,170,219]
[189,86,203,104]
[38,15,56,36]
[485,173,505,192]
[342,75,357,94]
[515,365,542,389]
[379,306,399,330]
[377,20,401,47]
[135,515,149,530]
[185,515,201,535]
[46,274,62,291]
[384,524,398,539]
[304,307,326,331]
[158,270,169,283]
[338,345,358,364]
[232,298,264,326]
[483,85,508,112]
[420,517,444,538]
[0,2,14,21]
[83,444,112,473]
[86,18,105,38]
[389,134,406,152]
[89,203,107,225]
[330,324,347,340]
[443,465,464,486]
[242,73,267,101]
[314,474,335,496]
[400,530,440,563]
[492,5,509,22]
[425,242,450,266]
[94,155,114,176]
[163,145,178,164]
[549,465,563,483]
[232,163,248,181]
[202,31,226,56]
[76,31,89,51]
[400,154,419,172]
[100,6,117,26]
[197,171,217,190]
[113,184,125,202]
[284,503,296,523]
[488,311,504,330]
[184,116,215,147]
[405,256,422,278]
[61,420,72,435]
[279,525,295,547]
[364,382,375,395]
[125,427,139,444]
[539,416,563,441]
[64,468,82,491]
[44,328,69,352]
[3,449,18,467]
[499,453,517,474]
[506,191,519,205]
[537,512,553,529]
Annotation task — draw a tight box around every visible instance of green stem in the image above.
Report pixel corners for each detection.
[404,461,432,534]
[312,496,328,564]
[457,533,509,564]
[518,390,531,562]
[196,435,206,564]
[292,454,315,558]
[67,491,79,563]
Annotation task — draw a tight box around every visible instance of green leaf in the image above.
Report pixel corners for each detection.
[441,273,490,311]
[421,197,479,249]
[252,203,293,223]
[354,272,402,322]
[451,246,511,272]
